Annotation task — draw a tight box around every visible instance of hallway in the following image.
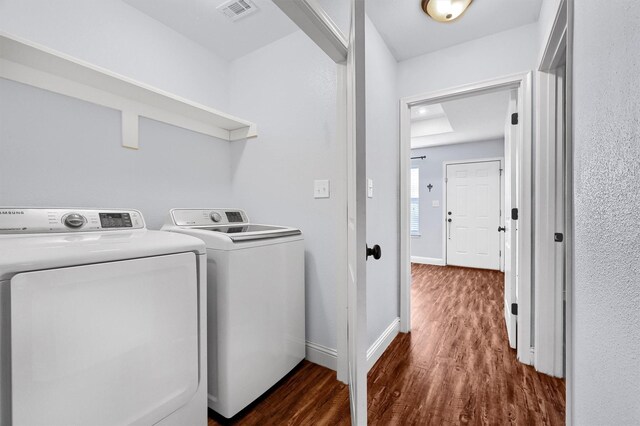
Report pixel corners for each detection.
[368,264,565,424]
[209,264,565,425]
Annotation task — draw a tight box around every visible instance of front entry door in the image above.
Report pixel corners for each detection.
[446,160,501,270]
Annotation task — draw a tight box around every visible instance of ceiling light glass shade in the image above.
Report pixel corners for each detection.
[421,0,473,23]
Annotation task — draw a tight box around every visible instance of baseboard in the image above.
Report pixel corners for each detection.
[306,317,401,373]
[366,317,400,371]
[305,341,337,371]
[411,256,445,266]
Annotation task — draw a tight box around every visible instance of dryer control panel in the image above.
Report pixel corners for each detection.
[170,209,249,227]
[0,208,145,234]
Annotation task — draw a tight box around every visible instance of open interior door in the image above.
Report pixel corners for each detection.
[270,1,367,422]
[346,0,367,424]
[504,89,519,349]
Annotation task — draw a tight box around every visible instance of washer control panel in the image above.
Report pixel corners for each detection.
[170,209,249,227]
[0,208,145,234]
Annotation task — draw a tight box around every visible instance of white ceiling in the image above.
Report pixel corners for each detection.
[411,90,510,149]
[123,0,543,63]
[367,0,543,61]
[123,0,299,61]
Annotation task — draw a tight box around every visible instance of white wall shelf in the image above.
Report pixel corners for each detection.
[0,32,257,149]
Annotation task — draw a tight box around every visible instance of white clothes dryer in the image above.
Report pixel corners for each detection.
[0,208,208,426]
[162,208,305,419]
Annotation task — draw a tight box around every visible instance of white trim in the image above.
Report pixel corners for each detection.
[442,157,504,271]
[306,317,400,375]
[539,0,568,72]
[366,318,400,372]
[535,0,569,381]
[399,72,534,368]
[335,64,349,384]
[272,0,347,63]
[305,341,338,371]
[411,256,445,266]
[0,33,257,149]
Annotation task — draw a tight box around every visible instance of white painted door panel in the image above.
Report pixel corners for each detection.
[346,0,367,424]
[504,90,518,349]
[10,253,199,426]
[446,161,501,270]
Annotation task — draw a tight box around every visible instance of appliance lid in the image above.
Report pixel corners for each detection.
[0,229,206,280]
[200,224,302,242]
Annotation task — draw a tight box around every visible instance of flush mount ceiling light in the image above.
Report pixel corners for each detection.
[421,0,473,23]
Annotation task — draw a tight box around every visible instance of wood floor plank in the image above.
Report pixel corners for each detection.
[208,264,565,425]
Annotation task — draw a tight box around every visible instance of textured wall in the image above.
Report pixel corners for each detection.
[410,139,505,261]
[573,1,640,423]
[0,79,233,229]
[227,31,342,350]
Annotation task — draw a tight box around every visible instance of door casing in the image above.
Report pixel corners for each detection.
[399,72,534,367]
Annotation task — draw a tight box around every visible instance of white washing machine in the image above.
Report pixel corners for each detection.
[161,208,305,418]
[0,208,208,426]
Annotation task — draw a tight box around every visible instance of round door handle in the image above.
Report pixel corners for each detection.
[447,218,452,223]
[498,226,506,232]
[366,244,382,260]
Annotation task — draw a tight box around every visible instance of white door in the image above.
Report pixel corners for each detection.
[10,253,199,426]
[446,161,501,270]
[504,89,519,348]
[346,0,367,424]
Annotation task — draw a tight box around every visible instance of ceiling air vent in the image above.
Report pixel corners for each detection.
[217,0,258,21]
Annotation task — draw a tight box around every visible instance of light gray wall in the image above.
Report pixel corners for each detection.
[410,139,504,261]
[0,0,229,110]
[573,2,640,424]
[0,0,235,229]
[365,16,399,347]
[227,31,342,350]
[0,79,233,229]
[397,23,538,98]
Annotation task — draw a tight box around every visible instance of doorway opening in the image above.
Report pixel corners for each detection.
[399,74,533,362]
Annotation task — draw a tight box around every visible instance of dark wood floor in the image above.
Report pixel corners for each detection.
[209,264,565,425]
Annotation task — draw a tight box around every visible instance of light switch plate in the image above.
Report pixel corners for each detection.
[314,179,330,198]
[432,200,440,207]
[367,179,373,198]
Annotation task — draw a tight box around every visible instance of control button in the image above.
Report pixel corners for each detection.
[210,212,222,223]
[63,213,86,229]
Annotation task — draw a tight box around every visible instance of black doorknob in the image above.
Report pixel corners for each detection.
[498,226,506,232]
[366,244,382,260]
[447,218,452,223]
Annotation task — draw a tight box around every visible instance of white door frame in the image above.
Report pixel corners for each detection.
[399,72,534,365]
[441,157,504,269]
[535,0,571,383]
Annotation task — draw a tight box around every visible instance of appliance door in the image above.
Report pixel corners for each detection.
[10,253,199,426]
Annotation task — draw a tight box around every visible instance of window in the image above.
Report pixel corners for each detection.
[410,168,420,236]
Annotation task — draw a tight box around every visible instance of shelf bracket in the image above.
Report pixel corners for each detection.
[121,110,139,149]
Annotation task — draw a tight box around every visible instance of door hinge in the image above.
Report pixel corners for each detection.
[511,303,518,316]
[511,112,518,125]
[511,208,519,221]
[499,250,502,257]
[499,168,503,176]
[554,232,564,242]
[445,177,448,183]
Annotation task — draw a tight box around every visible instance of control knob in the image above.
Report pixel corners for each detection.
[210,212,222,223]
[63,213,86,229]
